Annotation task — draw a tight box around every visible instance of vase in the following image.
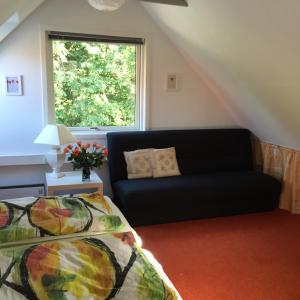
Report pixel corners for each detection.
[82,166,91,182]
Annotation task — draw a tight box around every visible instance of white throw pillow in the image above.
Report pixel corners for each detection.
[152,147,181,178]
[124,149,154,179]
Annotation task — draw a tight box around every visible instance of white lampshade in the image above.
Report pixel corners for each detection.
[87,0,125,11]
[34,124,76,147]
[34,124,76,178]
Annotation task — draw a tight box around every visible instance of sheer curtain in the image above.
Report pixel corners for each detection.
[252,137,300,213]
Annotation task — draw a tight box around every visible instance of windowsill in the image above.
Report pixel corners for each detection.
[71,128,143,140]
[72,131,108,140]
[0,154,46,166]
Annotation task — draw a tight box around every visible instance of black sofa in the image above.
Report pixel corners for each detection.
[107,129,281,226]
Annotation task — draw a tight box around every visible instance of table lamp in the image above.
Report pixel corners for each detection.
[34,124,76,178]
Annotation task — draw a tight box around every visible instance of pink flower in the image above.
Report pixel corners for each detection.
[103,147,108,157]
[76,140,82,146]
[82,143,91,149]
[63,147,69,154]
[92,141,97,146]
[96,144,101,149]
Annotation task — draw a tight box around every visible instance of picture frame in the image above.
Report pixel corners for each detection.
[166,73,179,92]
[5,75,23,96]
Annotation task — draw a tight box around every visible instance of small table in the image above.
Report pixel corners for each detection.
[46,171,103,196]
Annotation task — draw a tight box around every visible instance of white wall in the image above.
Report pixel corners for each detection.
[0,0,236,194]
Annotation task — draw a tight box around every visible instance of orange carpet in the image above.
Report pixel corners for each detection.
[135,210,300,300]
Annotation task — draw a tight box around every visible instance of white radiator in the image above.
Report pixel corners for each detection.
[0,185,45,200]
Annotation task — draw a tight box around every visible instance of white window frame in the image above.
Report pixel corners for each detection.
[42,30,147,134]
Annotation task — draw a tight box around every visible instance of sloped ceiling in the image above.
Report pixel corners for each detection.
[0,0,44,42]
[142,0,300,149]
[0,0,23,24]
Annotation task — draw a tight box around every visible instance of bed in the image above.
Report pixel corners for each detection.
[0,192,181,300]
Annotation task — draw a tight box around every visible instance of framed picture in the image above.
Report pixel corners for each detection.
[166,73,179,92]
[5,75,23,96]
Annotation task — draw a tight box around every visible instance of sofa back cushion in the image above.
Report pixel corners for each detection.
[107,129,253,183]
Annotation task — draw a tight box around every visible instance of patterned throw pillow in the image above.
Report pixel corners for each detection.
[124,149,154,179]
[152,147,181,178]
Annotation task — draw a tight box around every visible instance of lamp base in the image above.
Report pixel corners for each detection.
[48,170,65,179]
[45,148,66,179]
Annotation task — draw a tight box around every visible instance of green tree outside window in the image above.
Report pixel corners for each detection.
[52,40,137,127]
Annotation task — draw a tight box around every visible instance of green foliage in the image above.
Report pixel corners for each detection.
[52,40,137,127]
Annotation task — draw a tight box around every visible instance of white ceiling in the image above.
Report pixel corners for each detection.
[142,0,300,149]
[0,0,24,25]
[0,0,44,41]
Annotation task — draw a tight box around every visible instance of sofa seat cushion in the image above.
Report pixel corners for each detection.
[113,171,281,226]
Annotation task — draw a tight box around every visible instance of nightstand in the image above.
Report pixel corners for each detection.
[45,171,103,196]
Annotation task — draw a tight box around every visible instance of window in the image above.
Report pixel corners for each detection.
[48,31,145,131]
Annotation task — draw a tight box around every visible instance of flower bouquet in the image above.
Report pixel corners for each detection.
[64,141,108,181]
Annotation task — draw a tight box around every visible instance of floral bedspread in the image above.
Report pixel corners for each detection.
[0,231,179,300]
[0,193,126,245]
[0,194,181,300]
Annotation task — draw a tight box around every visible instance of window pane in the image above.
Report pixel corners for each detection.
[52,40,137,127]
